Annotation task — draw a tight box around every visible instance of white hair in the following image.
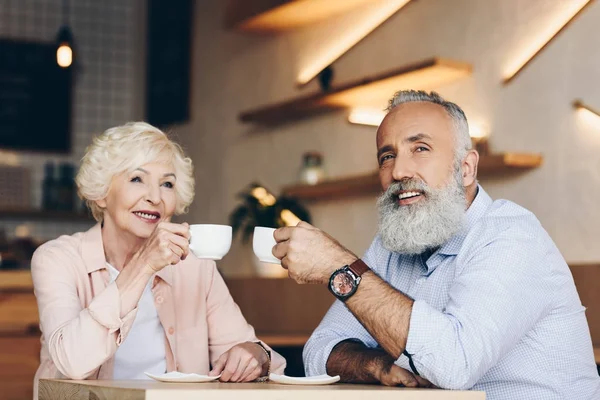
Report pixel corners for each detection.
[76,121,195,222]
[387,90,472,162]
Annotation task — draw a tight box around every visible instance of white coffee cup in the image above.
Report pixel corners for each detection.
[253,226,281,265]
[189,224,232,260]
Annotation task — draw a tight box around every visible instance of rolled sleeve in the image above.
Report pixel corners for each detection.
[394,300,442,373]
[303,300,378,376]
[394,233,553,390]
[394,350,412,371]
[87,281,137,345]
[32,247,138,379]
[404,300,444,356]
[303,332,348,376]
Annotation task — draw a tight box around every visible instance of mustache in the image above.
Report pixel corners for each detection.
[382,178,430,200]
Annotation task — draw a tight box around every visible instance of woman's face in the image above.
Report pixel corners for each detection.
[96,162,178,239]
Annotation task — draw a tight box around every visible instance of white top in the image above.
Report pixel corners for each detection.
[107,263,167,379]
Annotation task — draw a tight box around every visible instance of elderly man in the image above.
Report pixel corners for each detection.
[273,90,600,399]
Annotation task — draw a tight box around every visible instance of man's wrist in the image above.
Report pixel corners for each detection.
[329,253,359,277]
[366,352,394,382]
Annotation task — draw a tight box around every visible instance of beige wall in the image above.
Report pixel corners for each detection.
[177,0,600,276]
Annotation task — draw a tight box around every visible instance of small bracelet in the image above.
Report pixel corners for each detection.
[254,341,271,382]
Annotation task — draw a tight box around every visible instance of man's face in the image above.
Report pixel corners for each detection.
[376,101,457,195]
[375,102,467,254]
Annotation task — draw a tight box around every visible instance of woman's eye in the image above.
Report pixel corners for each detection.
[130,176,142,183]
[162,181,174,189]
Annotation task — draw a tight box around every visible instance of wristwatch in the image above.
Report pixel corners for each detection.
[328,259,370,301]
[253,341,271,382]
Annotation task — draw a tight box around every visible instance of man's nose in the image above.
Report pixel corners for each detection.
[391,155,417,182]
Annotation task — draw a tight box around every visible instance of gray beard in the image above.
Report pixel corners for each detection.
[376,167,467,255]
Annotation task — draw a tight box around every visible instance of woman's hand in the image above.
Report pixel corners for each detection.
[209,342,269,382]
[114,222,190,318]
[134,222,190,273]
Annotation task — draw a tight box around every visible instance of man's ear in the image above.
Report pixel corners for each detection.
[461,150,479,187]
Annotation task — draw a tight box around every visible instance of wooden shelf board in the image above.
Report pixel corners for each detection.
[282,153,543,201]
[0,208,93,223]
[283,171,381,201]
[477,152,543,171]
[239,58,472,125]
[227,0,375,33]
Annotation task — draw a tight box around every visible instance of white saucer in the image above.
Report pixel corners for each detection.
[268,373,340,385]
[145,371,221,383]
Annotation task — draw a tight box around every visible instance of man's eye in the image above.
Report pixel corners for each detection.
[415,146,429,152]
[379,154,394,164]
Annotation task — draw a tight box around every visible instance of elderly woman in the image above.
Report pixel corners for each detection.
[31,122,285,394]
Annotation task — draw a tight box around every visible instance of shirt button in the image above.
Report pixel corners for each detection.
[168,327,175,335]
[156,296,164,304]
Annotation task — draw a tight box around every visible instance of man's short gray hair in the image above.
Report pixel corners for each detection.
[387,90,472,161]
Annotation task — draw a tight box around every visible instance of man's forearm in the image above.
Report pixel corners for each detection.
[345,270,414,359]
[326,340,394,383]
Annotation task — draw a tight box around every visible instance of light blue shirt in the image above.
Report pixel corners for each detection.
[304,186,600,399]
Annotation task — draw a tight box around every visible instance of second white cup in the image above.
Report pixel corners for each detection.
[253,226,281,265]
[189,224,232,260]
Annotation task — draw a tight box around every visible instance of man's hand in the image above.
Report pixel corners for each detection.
[326,340,433,387]
[373,361,434,388]
[272,221,357,284]
[209,342,269,382]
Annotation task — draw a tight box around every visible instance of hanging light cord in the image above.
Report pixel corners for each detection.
[62,0,69,26]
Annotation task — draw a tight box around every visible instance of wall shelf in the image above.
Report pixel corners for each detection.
[0,208,93,223]
[239,58,472,125]
[225,0,375,33]
[282,153,543,201]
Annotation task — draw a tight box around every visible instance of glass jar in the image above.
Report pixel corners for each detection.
[299,152,325,185]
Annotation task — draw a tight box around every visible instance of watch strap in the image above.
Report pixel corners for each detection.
[253,341,271,382]
[348,259,369,277]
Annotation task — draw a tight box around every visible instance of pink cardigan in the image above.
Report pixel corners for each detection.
[31,224,285,396]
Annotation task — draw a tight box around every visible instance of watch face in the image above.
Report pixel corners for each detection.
[332,271,354,296]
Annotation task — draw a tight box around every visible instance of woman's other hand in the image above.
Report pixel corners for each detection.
[209,342,269,382]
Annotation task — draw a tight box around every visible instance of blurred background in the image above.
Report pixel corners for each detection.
[0,0,599,398]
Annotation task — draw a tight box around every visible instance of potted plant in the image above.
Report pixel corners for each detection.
[229,183,311,277]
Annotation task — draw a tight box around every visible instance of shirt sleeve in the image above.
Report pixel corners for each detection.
[31,246,138,379]
[398,230,554,389]
[302,238,383,376]
[203,261,286,374]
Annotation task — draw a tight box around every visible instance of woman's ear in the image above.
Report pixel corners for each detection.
[95,198,107,209]
[461,150,479,187]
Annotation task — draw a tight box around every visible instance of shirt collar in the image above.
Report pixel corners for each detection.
[82,223,107,273]
[436,185,492,256]
[81,223,173,286]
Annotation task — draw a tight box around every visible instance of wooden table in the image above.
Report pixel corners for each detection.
[38,379,485,400]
